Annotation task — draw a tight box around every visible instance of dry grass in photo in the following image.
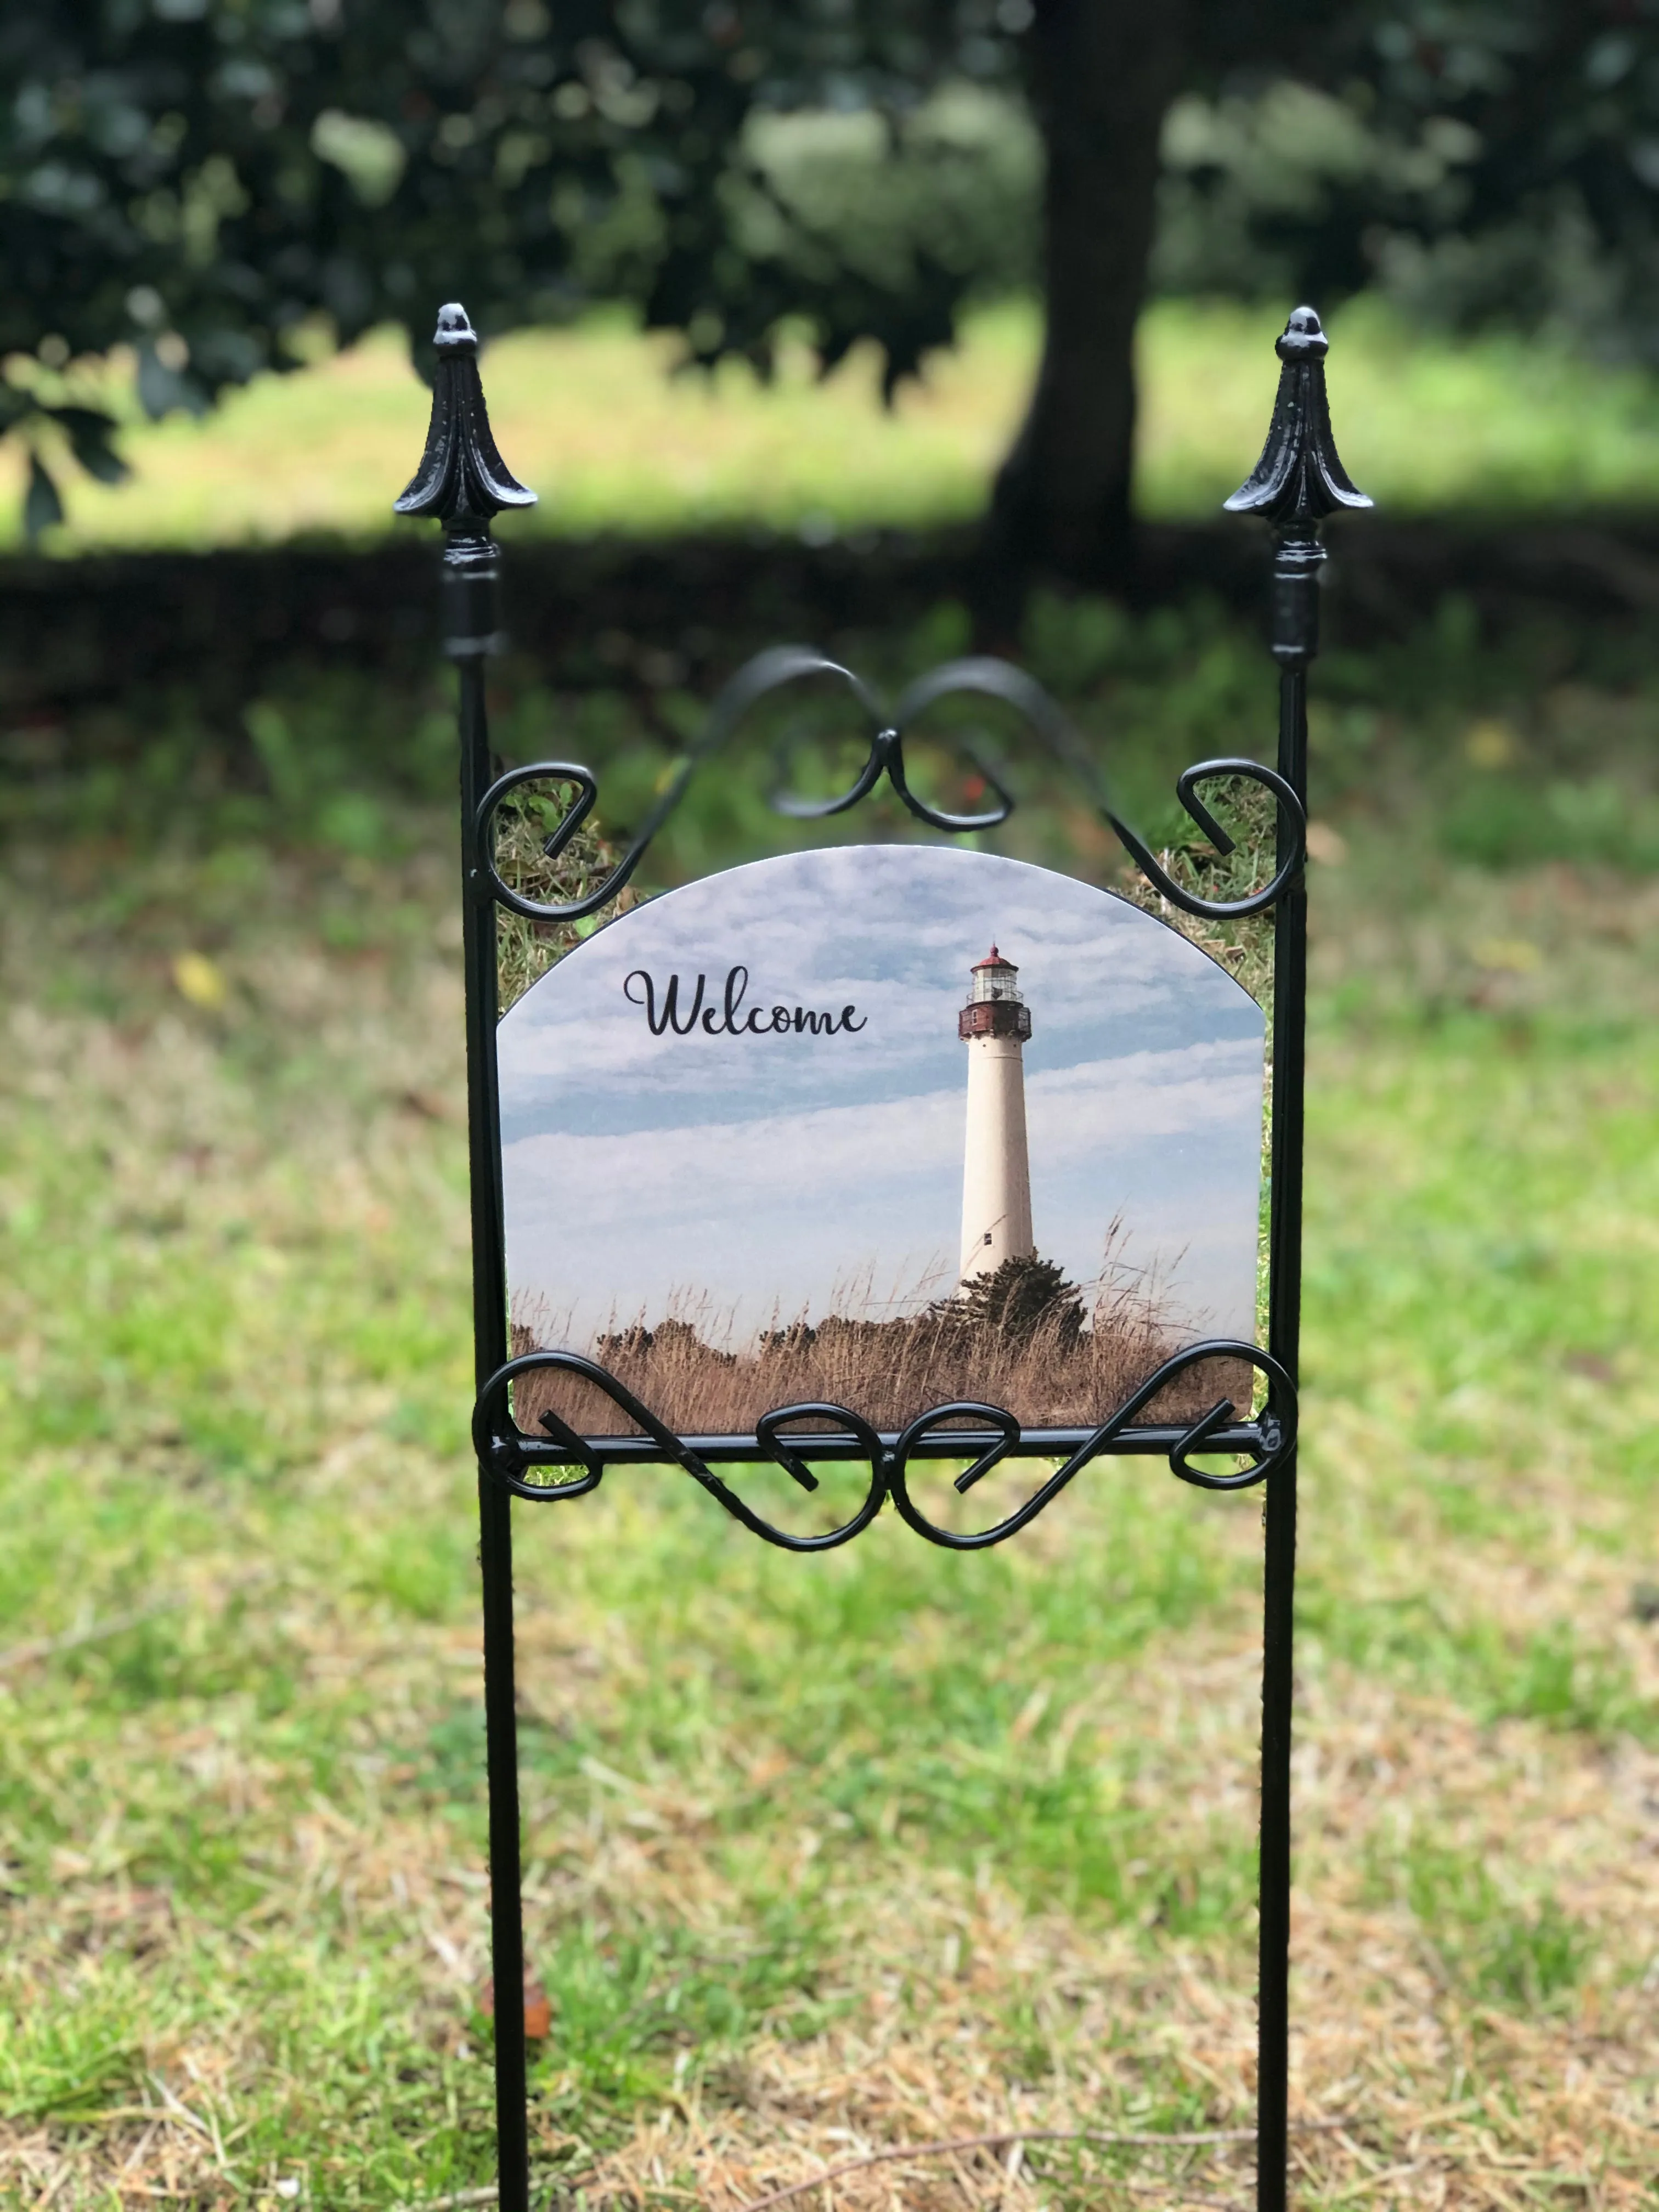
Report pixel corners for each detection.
[511,1243,1255,1441]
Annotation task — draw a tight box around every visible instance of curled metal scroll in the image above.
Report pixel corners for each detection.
[1124,759,1304,920]
[885,1341,1295,1551]
[473,1350,887,1552]
[471,759,608,924]
[473,1343,1295,1550]
[473,647,1305,929]
[766,653,1015,831]
[887,658,1306,919]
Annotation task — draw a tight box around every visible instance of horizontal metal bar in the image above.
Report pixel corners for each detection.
[507,1421,1268,1469]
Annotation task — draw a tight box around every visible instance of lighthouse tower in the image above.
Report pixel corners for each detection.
[957,945,1035,1284]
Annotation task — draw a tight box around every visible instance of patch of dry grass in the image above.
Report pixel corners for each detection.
[7,1579,1653,2209]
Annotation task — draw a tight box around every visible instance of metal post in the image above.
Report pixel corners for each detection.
[1255,653,1307,2212]
[460,649,531,2212]
[1225,306,1370,2212]
[395,303,538,2212]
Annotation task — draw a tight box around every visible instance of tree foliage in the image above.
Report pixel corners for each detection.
[1,0,1015,525]
[5,2,1659,541]
[1169,5,1659,355]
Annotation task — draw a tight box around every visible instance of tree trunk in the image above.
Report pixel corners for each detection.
[978,0,1190,623]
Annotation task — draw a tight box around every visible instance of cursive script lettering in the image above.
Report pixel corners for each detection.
[623,968,706,1036]
[623,965,866,1039]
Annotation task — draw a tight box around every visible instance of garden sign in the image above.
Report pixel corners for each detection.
[394,297,1370,2212]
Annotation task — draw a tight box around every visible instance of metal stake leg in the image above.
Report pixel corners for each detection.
[1257,662,1308,2212]
[1230,298,1370,2201]
[460,655,532,2212]
[393,302,541,2211]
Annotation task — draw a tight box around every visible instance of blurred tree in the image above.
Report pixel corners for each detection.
[989,1,1659,592]
[0,1,1011,537]
[4,1,1658,584]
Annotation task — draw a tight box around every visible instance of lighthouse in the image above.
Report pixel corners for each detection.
[957,945,1035,1284]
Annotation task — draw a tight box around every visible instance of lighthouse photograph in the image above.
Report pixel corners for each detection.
[496,843,1266,1435]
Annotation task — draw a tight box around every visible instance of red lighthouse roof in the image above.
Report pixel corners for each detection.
[972,944,1016,970]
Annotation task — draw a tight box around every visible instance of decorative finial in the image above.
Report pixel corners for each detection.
[394,302,536,527]
[1224,307,1371,528]
[433,301,477,351]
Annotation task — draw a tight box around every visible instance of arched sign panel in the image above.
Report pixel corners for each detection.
[498,845,1263,1438]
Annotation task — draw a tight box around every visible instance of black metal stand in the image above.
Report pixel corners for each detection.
[396,307,538,2207]
[396,300,1369,2212]
[1229,309,1371,2209]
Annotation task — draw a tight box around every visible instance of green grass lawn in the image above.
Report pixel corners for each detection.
[2,612,1657,2207]
[10,296,1659,552]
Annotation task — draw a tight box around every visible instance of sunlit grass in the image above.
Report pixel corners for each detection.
[10,296,1659,554]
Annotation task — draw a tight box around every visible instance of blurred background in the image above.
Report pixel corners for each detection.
[2,7,1657,2209]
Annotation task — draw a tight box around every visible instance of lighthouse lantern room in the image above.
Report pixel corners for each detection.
[957,946,1035,1284]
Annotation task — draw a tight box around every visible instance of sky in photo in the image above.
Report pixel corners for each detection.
[498,845,1264,1345]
